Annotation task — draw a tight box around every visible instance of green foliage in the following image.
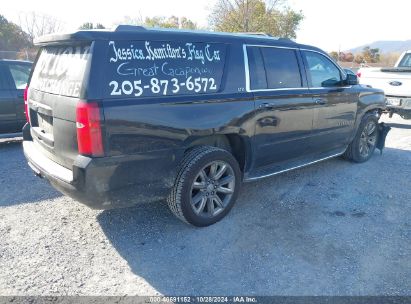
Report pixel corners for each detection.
[0,15,32,51]
[329,51,339,61]
[144,16,197,29]
[180,17,197,30]
[209,0,303,39]
[354,54,364,64]
[79,22,105,30]
[343,52,354,62]
[361,46,380,63]
[329,51,355,62]
[352,46,380,64]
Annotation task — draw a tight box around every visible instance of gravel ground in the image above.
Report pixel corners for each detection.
[0,114,410,296]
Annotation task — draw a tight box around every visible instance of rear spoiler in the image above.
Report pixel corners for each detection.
[34,30,109,46]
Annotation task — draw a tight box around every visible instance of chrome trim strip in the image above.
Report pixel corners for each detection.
[250,87,308,92]
[243,43,307,93]
[242,44,350,93]
[30,100,52,111]
[309,87,352,90]
[245,152,344,182]
[243,44,251,92]
[0,132,22,139]
[246,44,299,50]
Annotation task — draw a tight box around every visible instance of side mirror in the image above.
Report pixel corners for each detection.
[345,73,359,85]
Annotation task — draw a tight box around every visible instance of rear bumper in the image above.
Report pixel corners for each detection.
[23,139,181,210]
[386,96,411,110]
[384,96,411,118]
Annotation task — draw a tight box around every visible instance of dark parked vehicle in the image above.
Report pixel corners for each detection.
[23,26,387,226]
[0,60,32,136]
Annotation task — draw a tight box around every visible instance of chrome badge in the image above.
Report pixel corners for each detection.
[389,81,402,86]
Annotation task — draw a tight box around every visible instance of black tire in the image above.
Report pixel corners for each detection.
[343,114,379,163]
[167,146,241,227]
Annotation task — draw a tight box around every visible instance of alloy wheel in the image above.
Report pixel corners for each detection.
[359,121,377,158]
[190,161,235,217]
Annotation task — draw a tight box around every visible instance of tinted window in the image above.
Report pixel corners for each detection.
[261,47,302,89]
[8,64,31,89]
[304,51,342,87]
[398,53,411,67]
[0,65,11,90]
[105,40,226,98]
[247,47,267,90]
[30,44,91,97]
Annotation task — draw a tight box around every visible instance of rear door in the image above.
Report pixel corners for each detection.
[0,63,18,133]
[301,50,357,154]
[246,45,315,170]
[28,43,92,169]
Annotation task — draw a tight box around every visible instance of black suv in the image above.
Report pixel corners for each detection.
[23,26,387,226]
[0,60,32,136]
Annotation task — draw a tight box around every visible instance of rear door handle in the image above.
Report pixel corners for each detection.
[315,98,327,105]
[259,103,275,110]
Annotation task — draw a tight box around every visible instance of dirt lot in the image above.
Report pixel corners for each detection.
[0,114,410,296]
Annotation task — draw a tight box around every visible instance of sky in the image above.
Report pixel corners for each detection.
[2,0,411,52]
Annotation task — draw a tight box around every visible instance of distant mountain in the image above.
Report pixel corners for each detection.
[348,40,411,54]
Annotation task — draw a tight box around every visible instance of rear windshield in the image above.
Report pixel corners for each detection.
[30,44,91,97]
[398,53,411,67]
[105,40,226,98]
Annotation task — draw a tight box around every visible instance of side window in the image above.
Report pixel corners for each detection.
[8,64,31,89]
[303,51,342,87]
[247,47,267,90]
[398,53,411,67]
[261,47,302,89]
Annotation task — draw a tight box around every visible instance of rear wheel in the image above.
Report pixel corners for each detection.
[343,114,379,163]
[167,146,241,227]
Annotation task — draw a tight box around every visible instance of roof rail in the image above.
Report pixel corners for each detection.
[235,32,294,42]
[236,32,273,37]
[115,25,146,32]
[278,37,293,42]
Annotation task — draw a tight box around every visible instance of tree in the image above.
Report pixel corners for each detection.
[18,12,63,43]
[0,15,32,52]
[79,22,105,29]
[329,51,339,61]
[343,52,354,62]
[209,0,303,39]
[114,15,143,26]
[144,16,197,29]
[180,17,197,30]
[361,46,380,63]
[354,54,364,64]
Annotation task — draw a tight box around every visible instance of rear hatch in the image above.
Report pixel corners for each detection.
[27,43,93,169]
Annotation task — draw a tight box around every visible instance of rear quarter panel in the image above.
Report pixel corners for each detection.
[98,40,255,168]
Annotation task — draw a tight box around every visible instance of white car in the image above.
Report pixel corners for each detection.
[358,50,411,119]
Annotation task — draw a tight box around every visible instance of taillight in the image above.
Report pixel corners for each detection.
[76,101,104,157]
[356,72,361,78]
[24,86,30,122]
